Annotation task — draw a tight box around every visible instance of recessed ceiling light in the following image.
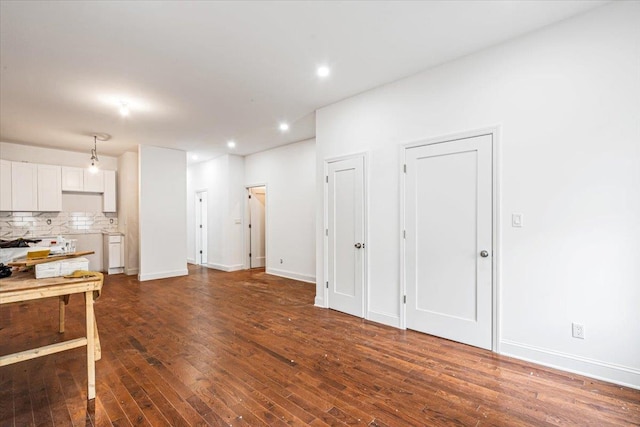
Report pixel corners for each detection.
[317,65,330,78]
[191,154,199,160]
[119,102,130,117]
[279,122,290,132]
[227,140,236,149]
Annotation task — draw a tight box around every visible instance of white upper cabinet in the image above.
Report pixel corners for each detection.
[61,166,84,191]
[61,166,105,193]
[11,162,38,211]
[84,169,104,193]
[103,170,116,212]
[37,164,62,211]
[0,159,11,211]
[2,161,116,212]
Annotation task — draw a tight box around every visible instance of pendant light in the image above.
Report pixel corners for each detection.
[89,135,100,173]
[88,133,111,173]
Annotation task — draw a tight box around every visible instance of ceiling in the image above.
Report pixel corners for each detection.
[0,1,606,162]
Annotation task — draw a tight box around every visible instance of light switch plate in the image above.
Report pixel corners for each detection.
[512,213,523,227]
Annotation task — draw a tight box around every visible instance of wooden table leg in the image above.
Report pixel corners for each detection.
[58,295,70,333]
[93,312,101,361]
[85,291,96,400]
[59,296,65,333]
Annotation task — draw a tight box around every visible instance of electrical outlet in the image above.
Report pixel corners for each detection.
[572,323,585,339]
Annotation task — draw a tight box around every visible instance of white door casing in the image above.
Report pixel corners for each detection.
[327,156,365,318]
[404,134,493,350]
[249,187,266,268]
[195,191,208,265]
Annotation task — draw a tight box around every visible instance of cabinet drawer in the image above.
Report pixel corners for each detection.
[108,235,121,243]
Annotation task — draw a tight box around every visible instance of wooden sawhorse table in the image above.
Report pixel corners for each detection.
[0,271,103,400]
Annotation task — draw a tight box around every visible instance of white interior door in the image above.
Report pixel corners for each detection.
[405,134,493,350]
[327,156,365,317]
[249,187,266,268]
[195,191,208,265]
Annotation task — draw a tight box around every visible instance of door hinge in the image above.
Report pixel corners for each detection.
[403,164,407,173]
[248,194,252,199]
[403,295,406,304]
[326,281,329,289]
[325,228,328,236]
[199,198,202,202]
[249,253,252,257]
[249,224,252,228]
[199,250,202,254]
[403,230,406,239]
[199,224,202,228]
[325,176,328,183]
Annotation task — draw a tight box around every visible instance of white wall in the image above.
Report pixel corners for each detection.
[315,2,640,388]
[187,154,245,271]
[245,139,316,282]
[139,145,188,281]
[118,151,139,275]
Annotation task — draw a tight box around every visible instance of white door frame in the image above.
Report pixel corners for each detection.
[244,184,268,269]
[195,189,208,266]
[400,127,501,352]
[323,152,368,318]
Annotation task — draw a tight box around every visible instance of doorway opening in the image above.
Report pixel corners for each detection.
[245,186,266,269]
[195,190,208,265]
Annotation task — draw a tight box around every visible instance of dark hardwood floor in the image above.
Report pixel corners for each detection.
[1,265,639,426]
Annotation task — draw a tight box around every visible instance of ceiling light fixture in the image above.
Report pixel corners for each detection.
[191,154,199,161]
[89,135,100,174]
[317,65,331,78]
[119,102,130,117]
[279,122,290,132]
[227,140,236,149]
[88,133,110,174]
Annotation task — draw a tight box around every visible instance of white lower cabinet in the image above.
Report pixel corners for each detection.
[103,232,124,274]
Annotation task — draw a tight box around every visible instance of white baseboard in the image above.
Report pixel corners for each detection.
[266,267,315,283]
[206,263,244,272]
[367,310,401,328]
[125,267,139,276]
[186,257,195,264]
[500,339,640,390]
[138,268,188,281]
[314,296,326,308]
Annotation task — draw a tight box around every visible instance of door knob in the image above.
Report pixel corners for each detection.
[480,250,489,258]
[354,243,362,249]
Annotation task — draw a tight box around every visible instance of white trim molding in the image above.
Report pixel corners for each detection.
[367,310,401,328]
[267,267,315,284]
[138,268,188,282]
[501,339,640,390]
[207,263,244,272]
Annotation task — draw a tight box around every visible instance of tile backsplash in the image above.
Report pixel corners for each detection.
[0,211,118,239]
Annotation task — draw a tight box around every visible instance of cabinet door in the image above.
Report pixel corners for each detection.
[109,242,123,268]
[37,164,62,211]
[11,162,38,211]
[0,159,11,211]
[61,167,84,191]
[103,170,116,212]
[84,169,104,192]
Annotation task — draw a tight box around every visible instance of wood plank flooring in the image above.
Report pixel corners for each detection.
[1,265,639,426]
